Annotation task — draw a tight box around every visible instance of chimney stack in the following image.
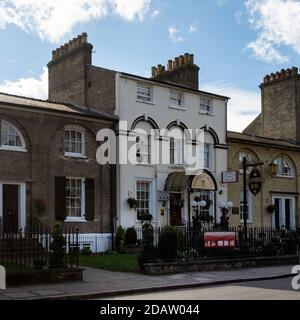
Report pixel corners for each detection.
[48,32,93,106]
[150,53,200,90]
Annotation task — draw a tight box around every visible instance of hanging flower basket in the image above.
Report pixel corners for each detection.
[267,204,276,214]
[127,198,138,210]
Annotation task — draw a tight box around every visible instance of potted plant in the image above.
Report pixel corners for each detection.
[127,197,138,210]
[267,204,276,214]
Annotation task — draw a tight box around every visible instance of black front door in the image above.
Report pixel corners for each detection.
[3,185,19,233]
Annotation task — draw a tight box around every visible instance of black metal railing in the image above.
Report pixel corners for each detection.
[129,225,300,261]
[0,225,79,270]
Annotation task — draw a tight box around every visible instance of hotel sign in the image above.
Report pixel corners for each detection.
[222,171,239,184]
[158,191,170,201]
[248,168,262,196]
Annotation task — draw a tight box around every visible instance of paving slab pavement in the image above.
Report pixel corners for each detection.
[0,264,297,300]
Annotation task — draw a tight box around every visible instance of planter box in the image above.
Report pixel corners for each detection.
[7,268,84,286]
[143,255,299,275]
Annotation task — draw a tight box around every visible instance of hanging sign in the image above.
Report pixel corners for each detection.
[248,168,262,196]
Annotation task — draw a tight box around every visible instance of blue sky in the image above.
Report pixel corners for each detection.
[0,0,300,132]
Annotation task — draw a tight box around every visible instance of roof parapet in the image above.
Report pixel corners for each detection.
[263,67,299,84]
[51,33,88,61]
[151,53,195,77]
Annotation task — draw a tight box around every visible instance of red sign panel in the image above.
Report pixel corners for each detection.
[204,232,236,248]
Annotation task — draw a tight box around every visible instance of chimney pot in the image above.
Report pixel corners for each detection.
[189,54,194,65]
[168,60,173,71]
[179,55,184,67]
[151,66,156,77]
[82,32,88,43]
[174,57,179,68]
[291,67,298,76]
[157,64,163,74]
[184,53,189,65]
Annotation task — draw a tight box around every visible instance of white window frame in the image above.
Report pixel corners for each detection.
[169,90,185,109]
[271,195,296,229]
[65,177,86,222]
[204,143,211,169]
[64,125,86,158]
[136,134,151,165]
[273,158,294,178]
[170,137,183,165]
[136,83,153,104]
[0,120,27,152]
[239,190,253,223]
[135,178,155,222]
[199,97,214,115]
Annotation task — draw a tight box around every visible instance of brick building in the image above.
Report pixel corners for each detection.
[0,35,117,251]
[227,67,300,229]
[46,33,230,229]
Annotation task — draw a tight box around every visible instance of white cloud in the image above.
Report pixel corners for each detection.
[168,26,184,42]
[245,0,300,63]
[201,81,261,132]
[0,0,151,43]
[188,24,198,34]
[0,71,261,133]
[151,8,160,18]
[217,0,227,5]
[0,67,48,99]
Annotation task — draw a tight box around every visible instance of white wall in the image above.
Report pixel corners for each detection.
[115,73,228,228]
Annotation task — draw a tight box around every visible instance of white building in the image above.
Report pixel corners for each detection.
[114,54,230,229]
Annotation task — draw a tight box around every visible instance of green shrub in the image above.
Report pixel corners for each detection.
[49,224,66,268]
[125,227,137,246]
[115,226,125,253]
[137,222,155,268]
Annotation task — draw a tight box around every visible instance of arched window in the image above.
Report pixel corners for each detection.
[168,126,184,165]
[273,157,293,177]
[196,129,215,170]
[133,121,153,164]
[64,125,85,157]
[0,120,26,151]
[238,150,258,171]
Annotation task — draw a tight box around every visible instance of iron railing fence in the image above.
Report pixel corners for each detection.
[127,225,300,261]
[0,225,79,270]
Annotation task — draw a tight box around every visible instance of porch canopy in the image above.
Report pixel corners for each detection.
[165,170,217,192]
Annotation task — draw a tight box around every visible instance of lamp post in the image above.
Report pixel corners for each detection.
[242,157,264,239]
[192,199,207,228]
[218,201,233,230]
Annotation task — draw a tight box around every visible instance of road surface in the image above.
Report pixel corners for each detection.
[103,277,300,300]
